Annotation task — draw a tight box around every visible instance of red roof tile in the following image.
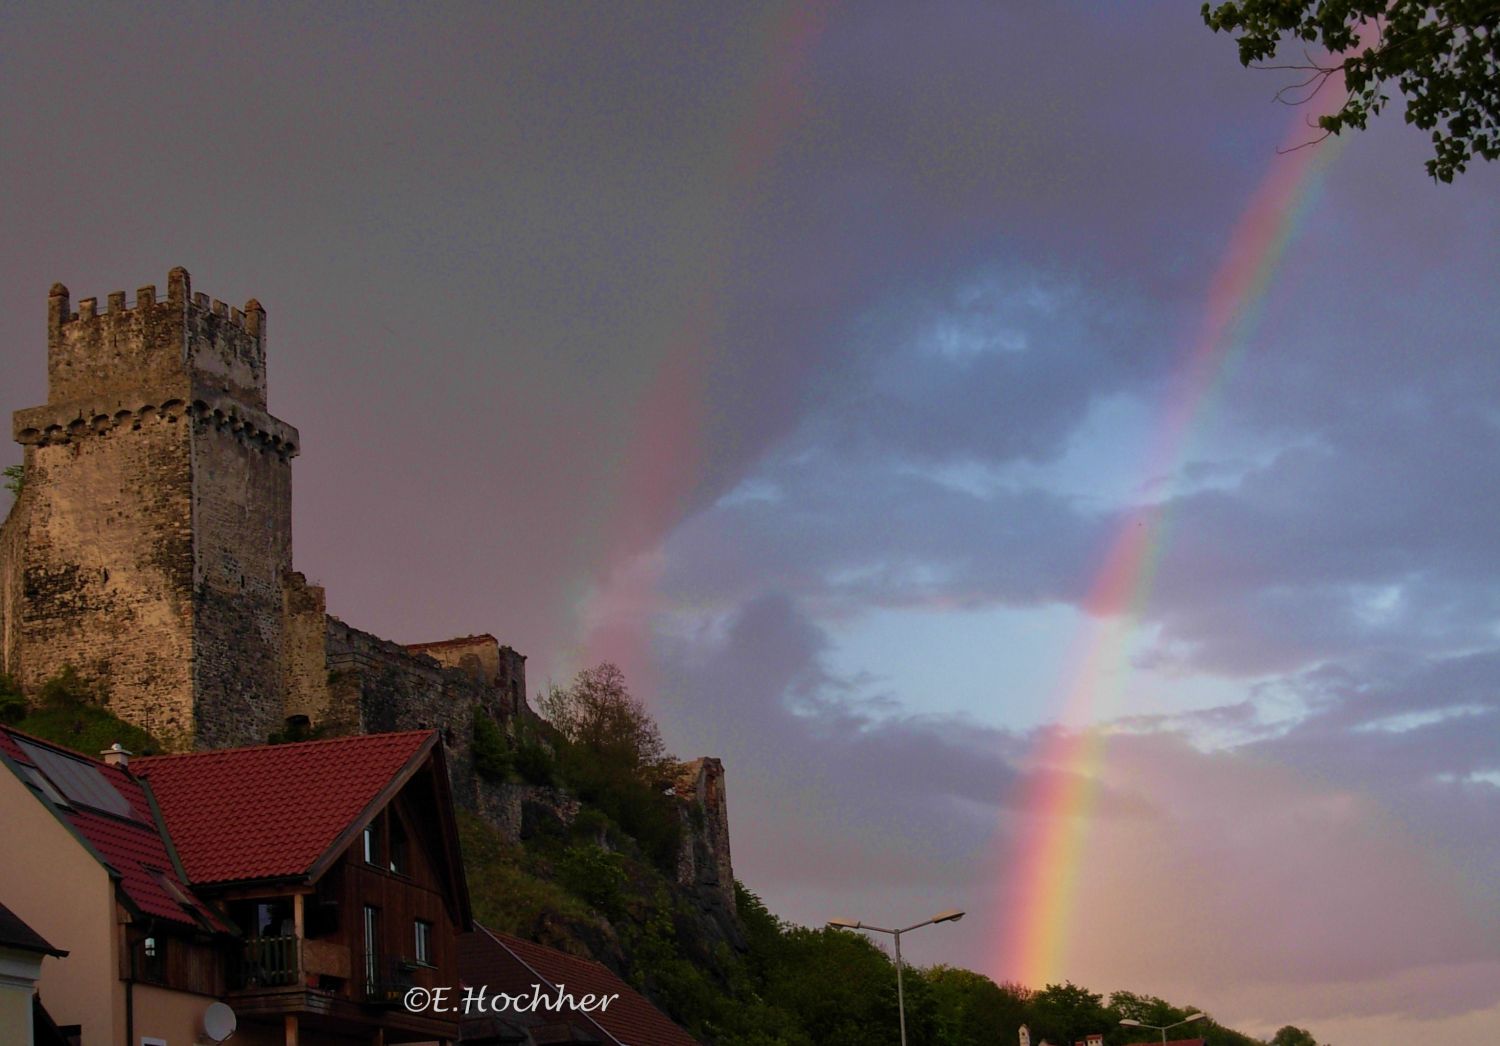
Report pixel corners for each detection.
[134,730,434,884]
[459,926,702,1046]
[0,726,226,932]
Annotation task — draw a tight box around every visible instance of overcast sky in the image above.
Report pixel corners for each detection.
[3,4,1497,1042]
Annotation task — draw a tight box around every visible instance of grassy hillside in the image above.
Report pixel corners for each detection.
[1,667,162,756]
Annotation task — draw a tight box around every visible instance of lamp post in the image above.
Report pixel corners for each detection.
[1119,1013,1206,1045]
[827,909,964,1046]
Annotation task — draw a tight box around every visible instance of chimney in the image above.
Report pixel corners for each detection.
[101,742,132,768]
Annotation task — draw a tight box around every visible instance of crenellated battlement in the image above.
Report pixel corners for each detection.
[47,266,262,331]
[46,267,269,412]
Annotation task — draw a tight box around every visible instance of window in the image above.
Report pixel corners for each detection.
[414,920,433,965]
[362,819,381,865]
[363,905,380,995]
[389,815,408,875]
[139,935,164,982]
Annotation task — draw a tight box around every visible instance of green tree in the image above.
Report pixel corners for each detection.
[765,926,902,1046]
[1109,989,1179,1027]
[1271,1026,1322,1046]
[539,664,680,869]
[2,463,23,497]
[470,707,512,780]
[1202,1,1499,181]
[1031,981,1110,1046]
[926,966,1030,1046]
[540,662,668,775]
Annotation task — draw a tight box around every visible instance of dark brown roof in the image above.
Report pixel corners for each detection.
[459,926,701,1046]
[0,901,65,957]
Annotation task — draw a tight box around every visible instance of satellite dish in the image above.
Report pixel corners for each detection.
[203,1002,237,1042]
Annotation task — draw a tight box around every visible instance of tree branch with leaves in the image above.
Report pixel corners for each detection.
[1203,1,1499,181]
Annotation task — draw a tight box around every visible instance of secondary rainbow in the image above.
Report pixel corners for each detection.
[564,2,833,687]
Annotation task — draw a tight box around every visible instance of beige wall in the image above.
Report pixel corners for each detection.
[0,765,122,1045]
[133,981,222,1046]
[0,945,48,1046]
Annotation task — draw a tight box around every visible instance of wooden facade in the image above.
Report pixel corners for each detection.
[208,755,470,1044]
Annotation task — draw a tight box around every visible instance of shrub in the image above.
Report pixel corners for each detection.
[37,665,100,709]
[555,844,628,918]
[0,674,25,724]
[513,728,556,786]
[471,708,512,780]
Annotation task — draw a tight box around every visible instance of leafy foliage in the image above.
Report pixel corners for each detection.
[471,707,512,780]
[2,463,23,497]
[555,844,629,918]
[11,666,160,755]
[1202,1,1499,180]
[539,664,681,870]
[513,723,557,786]
[457,809,596,932]
[1030,982,1111,1046]
[927,967,1031,1046]
[0,674,25,724]
[462,663,1290,1044]
[540,662,668,774]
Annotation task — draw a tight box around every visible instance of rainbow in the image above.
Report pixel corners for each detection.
[569,3,833,685]
[992,78,1352,986]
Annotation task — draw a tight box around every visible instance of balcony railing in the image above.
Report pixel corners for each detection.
[360,954,417,1006]
[232,935,301,989]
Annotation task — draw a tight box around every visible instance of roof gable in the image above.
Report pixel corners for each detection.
[134,730,437,886]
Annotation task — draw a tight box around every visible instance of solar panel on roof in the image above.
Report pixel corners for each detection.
[16,739,134,818]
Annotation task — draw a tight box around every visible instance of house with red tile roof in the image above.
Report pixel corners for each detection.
[458,925,702,1046]
[1,725,473,1046]
[135,729,472,1045]
[0,725,236,1046]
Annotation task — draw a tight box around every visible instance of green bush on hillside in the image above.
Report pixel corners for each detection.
[11,666,160,756]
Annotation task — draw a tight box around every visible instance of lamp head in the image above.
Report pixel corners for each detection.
[1118,1019,1143,1027]
[1185,1013,1206,1023]
[826,918,861,930]
[931,909,965,924]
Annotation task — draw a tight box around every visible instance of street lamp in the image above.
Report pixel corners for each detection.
[826,909,964,1046]
[1120,1013,1206,1045]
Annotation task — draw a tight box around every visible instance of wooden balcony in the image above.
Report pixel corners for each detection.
[233,935,301,989]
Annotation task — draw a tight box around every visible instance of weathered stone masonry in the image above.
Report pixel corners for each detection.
[1,269,294,749]
[0,268,734,903]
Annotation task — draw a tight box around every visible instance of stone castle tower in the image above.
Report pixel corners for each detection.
[1,267,736,915]
[1,268,297,748]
